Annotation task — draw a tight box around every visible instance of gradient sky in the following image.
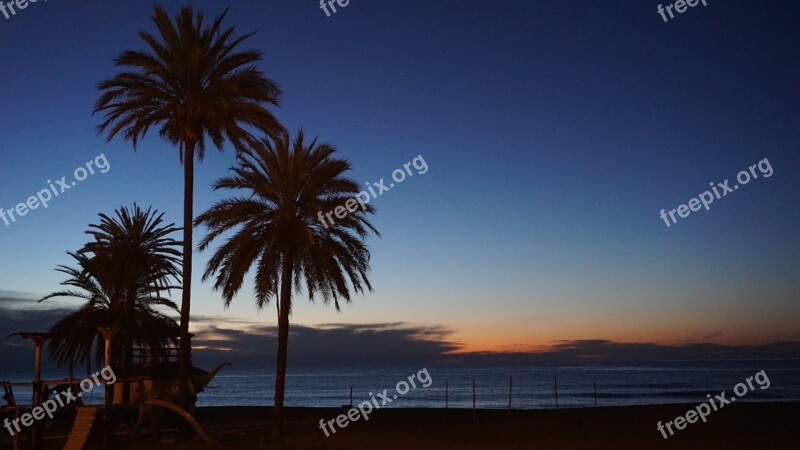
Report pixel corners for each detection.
[1,0,798,359]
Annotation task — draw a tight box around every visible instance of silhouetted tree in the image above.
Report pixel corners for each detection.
[94,5,283,402]
[195,131,378,439]
[41,251,180,377]
[78,204,181,402]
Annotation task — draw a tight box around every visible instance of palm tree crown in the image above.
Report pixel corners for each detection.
[80,204,182,291]
[94,5,283,155]
[196,130,379,309]
[41,252,180,374]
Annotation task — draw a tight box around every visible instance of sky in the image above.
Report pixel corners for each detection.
[1,0,799,370]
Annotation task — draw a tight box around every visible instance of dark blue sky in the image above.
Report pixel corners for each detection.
[0,1,798,355]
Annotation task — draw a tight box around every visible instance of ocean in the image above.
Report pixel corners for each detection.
[4,359,798,409]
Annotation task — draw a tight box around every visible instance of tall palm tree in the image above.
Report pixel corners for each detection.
[195,130,379,439]
[79,204,182,403]
[94,5,283,401]
[41,252,180,376]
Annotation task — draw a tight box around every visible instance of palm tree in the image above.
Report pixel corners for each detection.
[94,5,283,400]
[195,130,379,439]
[41,252,180,376]
[79,204,182,403]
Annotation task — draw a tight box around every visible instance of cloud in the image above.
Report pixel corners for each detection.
[449,339,800,365]
[1,292,799,376]
[0,292,78,375]
[191,322,800,369]
[191,322,462,368]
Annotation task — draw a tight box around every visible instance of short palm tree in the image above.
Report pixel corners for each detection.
[41,252,180,376]
[79,204,182,403]
[94,5,283,399]
[195,130,379,439]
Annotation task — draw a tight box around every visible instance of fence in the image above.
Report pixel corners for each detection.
[343,374,603,417]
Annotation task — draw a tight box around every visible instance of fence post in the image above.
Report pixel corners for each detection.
[507,375,513,417]
[554,376,559,408]
[472,379,477,423]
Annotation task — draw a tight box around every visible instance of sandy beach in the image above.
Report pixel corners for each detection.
[4,402,796,449]
[177,403,800,449]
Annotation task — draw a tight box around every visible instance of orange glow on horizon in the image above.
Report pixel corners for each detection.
[188,314,798,356]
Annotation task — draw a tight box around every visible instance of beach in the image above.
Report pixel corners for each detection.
[4,402,795,449]
[132,403,800,449]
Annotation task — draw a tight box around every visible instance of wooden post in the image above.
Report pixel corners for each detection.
[445,381,448,409]
[98,326,118,450]
[98,326,119,406]
[12,407,20,450]
[594,381,597,407]
[33,339,43,404]
[554,376,559,408]
[16,333,50,450]
[507,375,513,417]
[33,337,44,450]
[472,379,477,423]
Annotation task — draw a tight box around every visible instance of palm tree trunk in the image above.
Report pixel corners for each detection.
[273,253,292,440]
[177,139,195,407]
[122,286,136,404]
